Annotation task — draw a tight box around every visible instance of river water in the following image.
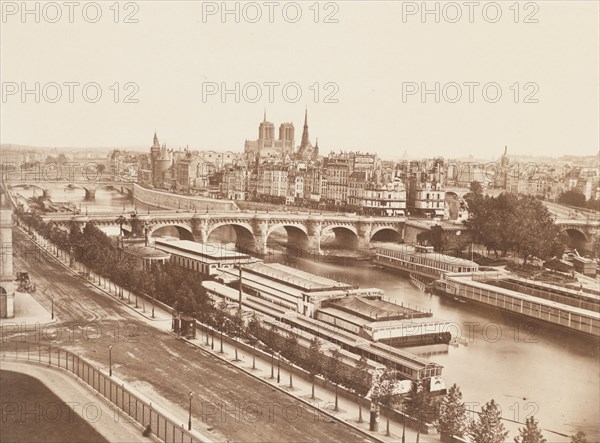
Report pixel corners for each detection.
[28,188,600,441]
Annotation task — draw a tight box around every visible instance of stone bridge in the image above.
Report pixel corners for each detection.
[40,210,407,254]
[5,179,133,201]
[555,219,600,249]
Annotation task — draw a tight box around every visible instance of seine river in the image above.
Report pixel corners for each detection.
[28,188,600,441]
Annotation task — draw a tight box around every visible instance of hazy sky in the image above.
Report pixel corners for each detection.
[1,1,598,159]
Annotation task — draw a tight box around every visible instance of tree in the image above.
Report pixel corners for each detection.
[469,399,508,443]
[306,336,324,399]
[558,190,586,208]
[470,181,483,196]
[325,349,346,412]
[512,197,561,264]
[231,309,245,339]
[417,225,444,251]
[245,313,262,344]
[282,331,300,364]
[587,198,599,212]
[571,431,588,443]
[350,355,372,423]
[437,384,467,440]
[514,416,546,443]
[465,193,561,263]
[371,368,402,436]
[405,379,436,424]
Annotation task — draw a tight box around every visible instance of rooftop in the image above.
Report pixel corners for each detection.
[324,296,429,321]
[124,244,171,259]
[154,239,253,260]
[242,263,354,292]
[375,243,479,268]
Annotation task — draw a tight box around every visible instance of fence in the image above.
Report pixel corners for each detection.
[2,343,203,443]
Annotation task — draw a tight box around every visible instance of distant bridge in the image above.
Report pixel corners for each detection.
[38,210,407,254]
[5,179,133,200]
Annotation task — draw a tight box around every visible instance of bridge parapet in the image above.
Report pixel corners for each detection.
[39,210,407,254]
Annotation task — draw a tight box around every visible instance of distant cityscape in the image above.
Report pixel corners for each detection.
[2,111,599,221]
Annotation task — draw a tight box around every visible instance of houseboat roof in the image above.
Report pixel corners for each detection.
[447,274,600,319]
[324,295,428,321]
[241,262,354,292]
[124,244,171,260]
[154,239,254,261]
[374,243,479,268]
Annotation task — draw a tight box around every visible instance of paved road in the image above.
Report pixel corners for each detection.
[5,229,375,443]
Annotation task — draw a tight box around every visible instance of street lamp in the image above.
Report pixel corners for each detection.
[50,295,54,320]
[401,401,406,443]
[277,352,281,383]
[188,391,193,430]
[108,345,113,377]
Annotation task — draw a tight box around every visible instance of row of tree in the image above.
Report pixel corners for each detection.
[25,212,211,317]
[438,384,589,443]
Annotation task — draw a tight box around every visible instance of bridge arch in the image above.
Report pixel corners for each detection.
[206,222,257,254]
[266,224,310,254]
[321,225,360,250]
[8,183,48,194]
[560,227,589,251]
[370,226,403,243]
[93,184,134,196]
[149,223,195,241]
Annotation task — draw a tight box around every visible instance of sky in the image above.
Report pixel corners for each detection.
[1,1,599,160]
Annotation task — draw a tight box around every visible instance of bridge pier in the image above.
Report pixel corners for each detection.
[42,189,51,199]
[307,234,321,254]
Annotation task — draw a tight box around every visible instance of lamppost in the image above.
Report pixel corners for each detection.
[188,391,193,430]
[277,352,281,383]
[401,401,406,443]
[50,295,54,320]
[108,345,113,377]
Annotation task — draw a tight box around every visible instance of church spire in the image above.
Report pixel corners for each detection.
[300,108,310,149]
[152,131,160,148]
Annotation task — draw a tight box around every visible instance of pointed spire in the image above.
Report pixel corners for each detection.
[152,131,160,148]
[300,108,310,149]
[263,108,267,122]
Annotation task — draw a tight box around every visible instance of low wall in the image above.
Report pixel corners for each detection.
[133,184,237,212]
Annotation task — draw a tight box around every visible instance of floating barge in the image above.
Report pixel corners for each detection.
[373,243,479,280]
[434,272,600,338]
